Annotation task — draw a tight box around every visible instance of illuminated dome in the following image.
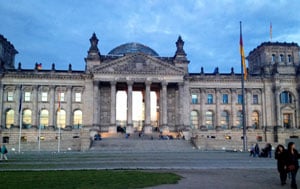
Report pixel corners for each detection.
[108,42,159,56]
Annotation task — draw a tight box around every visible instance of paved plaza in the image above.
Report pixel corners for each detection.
[1,150,298,188]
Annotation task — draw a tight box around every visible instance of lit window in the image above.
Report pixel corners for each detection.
[207,94,213,104]
[7,91,14,101]
[221,111,229,129]
[5,109,14,128]
[23,109,32,127]
[41,92,48,102]
[40,109,49,127]
[237,94,243,104]
[75,92,81,102]
[253,95,258,104]
[191,94,198,104]
[73,110,83,126]
[190,111,198,129]
[24,92,31,102]
[222,94,228,104]
[205,111,214,129]
[252,111,259,129]
[57,109,66,128]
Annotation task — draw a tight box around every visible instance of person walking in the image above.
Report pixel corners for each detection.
[286,142,300,189]
[254,143,260,157]
[0,144,8,161]
[275,144,287,186]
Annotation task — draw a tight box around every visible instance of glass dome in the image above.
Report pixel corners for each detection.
[108,42,159,56]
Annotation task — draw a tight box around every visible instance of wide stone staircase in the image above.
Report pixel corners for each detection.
[90,132,196,152]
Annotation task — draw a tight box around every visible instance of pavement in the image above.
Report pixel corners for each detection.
[0,150,298,189]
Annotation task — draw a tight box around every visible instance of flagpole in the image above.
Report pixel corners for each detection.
[240,21,247,152]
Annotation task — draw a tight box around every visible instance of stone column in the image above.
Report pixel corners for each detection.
[126,81,133,133]
[93,81,100,128]
[0,84,3,127]
[32,86,38,127]
[231,89,236,129]
[109,81,117,133]
[66,86,72,128]
[246,89,252,128]
[144,81,152,133]
[200,88,205,128]
[261,87,266,129]
[177,82,184,130]
[161,81,168,133]
[49,86,55,127]
[273,86,281,126]
[215,88,220,130]
[17,85,23,128]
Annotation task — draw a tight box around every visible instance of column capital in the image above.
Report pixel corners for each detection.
[145,80,152,86]
[161,81,168,87]
[110,81,117,86]
[127,80,134,86]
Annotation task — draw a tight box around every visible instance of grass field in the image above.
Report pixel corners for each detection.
[0,170,181,189]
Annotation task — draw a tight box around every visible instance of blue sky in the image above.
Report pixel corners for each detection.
[1,0,300,73]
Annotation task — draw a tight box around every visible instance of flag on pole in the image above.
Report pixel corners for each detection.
[239,22,247,80]
[270,22,272,41]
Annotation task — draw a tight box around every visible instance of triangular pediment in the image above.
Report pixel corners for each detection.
[93,53,185,75]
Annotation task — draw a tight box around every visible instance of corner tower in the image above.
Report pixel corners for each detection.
[85,33,101,72]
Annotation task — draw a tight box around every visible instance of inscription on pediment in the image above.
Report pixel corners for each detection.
[94,54,184,75]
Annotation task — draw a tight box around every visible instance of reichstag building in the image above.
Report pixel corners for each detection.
[0,33,299,151]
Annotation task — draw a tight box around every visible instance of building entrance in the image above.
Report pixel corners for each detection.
[116,90,159,132]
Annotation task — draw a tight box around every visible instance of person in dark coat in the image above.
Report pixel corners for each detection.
[254,143,260,157]
[275,144,287,185]
[286,142,300,189]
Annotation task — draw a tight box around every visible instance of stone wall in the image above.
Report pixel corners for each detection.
[0,128,91,152]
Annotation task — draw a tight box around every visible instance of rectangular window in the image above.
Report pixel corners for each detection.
[237,94,243,104]
[59,92,65,102]
[207,94,213,104]
[280,54,284,62]
[222,94,228,104]
[75,93,81,102]
[253,94,258,104]
[41,92,48,102]
[288,55,292,63]
[272,54,276,62]
[24,92,31,102]
[191,94,198,104]
[7,91,14,101]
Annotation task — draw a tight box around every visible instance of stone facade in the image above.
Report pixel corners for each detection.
[0,33,300,151]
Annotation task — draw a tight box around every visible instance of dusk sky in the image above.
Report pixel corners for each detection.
[1,0,300,73]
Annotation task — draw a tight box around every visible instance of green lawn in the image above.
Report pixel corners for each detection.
[0,170,181,189]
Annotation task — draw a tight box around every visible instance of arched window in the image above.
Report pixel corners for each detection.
[5,109,14,128]
[57,110,66,128]
[205,110,214,129]
[40,109,49,128]
[23,109,32,128]
[73,110,82,128]
[252,111,259,129]
[236,111,243,128]
[190,111,198,129]
[221,111,229,129]
[280,91,293,104]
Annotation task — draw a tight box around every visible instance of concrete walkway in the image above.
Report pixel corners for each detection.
[1,151,298,188]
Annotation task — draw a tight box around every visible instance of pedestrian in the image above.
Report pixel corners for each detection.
[254,143,260,157]
[0,144,8,161]
[249,144,255,157]
[275,144,287,186]
[286,142,300,189]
